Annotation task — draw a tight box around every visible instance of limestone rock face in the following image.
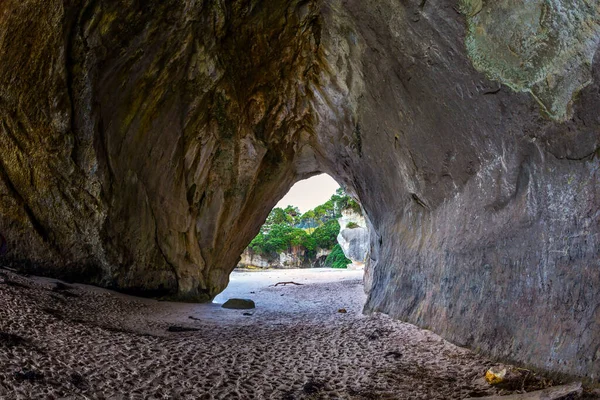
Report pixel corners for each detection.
[337,209,369,268]
[237,248,314,269]
[0,0,323,301]
[1,0,599,379]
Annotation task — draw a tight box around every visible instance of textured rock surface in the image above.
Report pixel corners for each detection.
[463,0,600,121]
[237,248,315,269]
[0,0,323,301]
[337,209,369,268]
[0,0,599,380]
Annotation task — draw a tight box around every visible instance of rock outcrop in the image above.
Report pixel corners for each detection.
[0,0,599,380]
[337,209,369,269]
[237,248,318,269]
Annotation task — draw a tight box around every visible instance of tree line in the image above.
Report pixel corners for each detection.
[248,188,360,268]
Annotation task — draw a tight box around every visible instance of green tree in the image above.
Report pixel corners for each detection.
[249,224,314,256]
[264,208,290,227]
[283,205,301,225]
[299,209,317,231]
[312,219,341,249]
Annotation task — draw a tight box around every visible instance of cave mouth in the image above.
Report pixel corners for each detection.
[212,173,369,305]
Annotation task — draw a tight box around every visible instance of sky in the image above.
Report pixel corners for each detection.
[275,174,340,213]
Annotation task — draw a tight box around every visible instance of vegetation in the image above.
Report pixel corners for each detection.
[325,244,351,269]
[249,224,311,255]
[311,219,341,249]
[247,188,360,268]
[346,222,359,229]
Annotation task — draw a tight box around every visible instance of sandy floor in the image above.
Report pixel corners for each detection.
[0,267,564,399]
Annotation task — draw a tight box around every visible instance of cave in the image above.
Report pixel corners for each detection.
[0,0,599,386]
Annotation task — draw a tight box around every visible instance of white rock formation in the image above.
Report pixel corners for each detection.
[337,209,369,270]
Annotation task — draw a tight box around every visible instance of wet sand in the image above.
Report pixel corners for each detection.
[0,268,562,399]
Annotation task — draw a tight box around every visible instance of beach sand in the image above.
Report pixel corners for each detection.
[0,268,560,399]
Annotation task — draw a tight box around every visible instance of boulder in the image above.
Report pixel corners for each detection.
[337,208,369,269]
[337,227,369,267]
[221,299,256,310]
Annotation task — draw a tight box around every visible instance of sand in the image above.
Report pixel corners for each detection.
[0,267,565,399]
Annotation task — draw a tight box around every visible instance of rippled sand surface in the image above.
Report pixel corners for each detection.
[0,268,553,399]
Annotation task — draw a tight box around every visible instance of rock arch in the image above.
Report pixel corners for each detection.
[0,0,598,380]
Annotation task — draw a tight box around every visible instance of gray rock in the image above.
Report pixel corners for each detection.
[337,227,369,264]
[222,299,255,310]
[337,209,369,266]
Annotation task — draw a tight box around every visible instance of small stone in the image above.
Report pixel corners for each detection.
[222,298,255,309]
[338,308,347,313]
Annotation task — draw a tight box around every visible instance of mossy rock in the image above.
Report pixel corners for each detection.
[222,298,256,309]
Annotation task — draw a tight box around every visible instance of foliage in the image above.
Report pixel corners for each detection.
[249,224,312,255]
[248,187,362,267]
[346,198,361,214]
[263,206,301,230]
[297,187,361,228]
[325,244,351,269]
[346,222,359,229]
[311,219,341,250]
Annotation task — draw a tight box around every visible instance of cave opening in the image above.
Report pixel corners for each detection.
[1,0,598,394]
[212,173,370,309]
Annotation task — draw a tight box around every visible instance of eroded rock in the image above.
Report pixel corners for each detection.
[222,299,256,310]
[0,0,598,381]
[237,248,315,269]
[337,208,369,268]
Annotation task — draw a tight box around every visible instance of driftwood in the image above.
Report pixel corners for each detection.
[476,382,582,400]
[167,326,200,333]
[271,281,304,287]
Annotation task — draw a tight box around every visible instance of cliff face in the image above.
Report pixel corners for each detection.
[237,248,320,269]
[1,0,599,379]
[0,0,323,300]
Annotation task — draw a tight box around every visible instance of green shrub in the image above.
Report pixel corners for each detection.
[249,224,313,256]
[346,222,359,229]
[346,198,361,214]
[325,244,351,269]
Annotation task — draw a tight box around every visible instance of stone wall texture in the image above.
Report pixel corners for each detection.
[0,0,598,380]
[237,248,319,269]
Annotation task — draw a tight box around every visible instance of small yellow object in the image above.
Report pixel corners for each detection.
[485,367,507,385]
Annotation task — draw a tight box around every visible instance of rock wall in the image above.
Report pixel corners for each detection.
[314,0,600,380]
[0,0,323,300]
[237,248,322,269]
[0,0,599,380]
